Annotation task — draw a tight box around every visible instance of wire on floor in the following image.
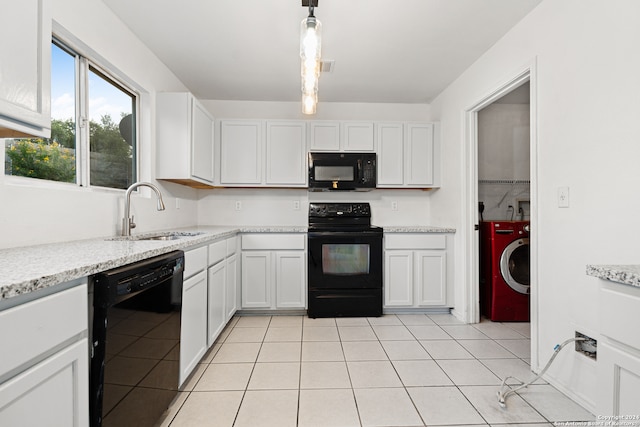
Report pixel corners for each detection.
[496,337,586,408]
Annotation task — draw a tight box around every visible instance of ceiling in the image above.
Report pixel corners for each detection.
[102,0,542,104]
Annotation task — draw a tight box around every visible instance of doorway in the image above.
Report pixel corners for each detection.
[478,82,531,323]
[463,64,538,369]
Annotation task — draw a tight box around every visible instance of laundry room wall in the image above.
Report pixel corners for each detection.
[429,0,640,412]
[478,102,530,220]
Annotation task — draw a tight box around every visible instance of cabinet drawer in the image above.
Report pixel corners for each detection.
[601,284,640,349]
[0,283,87,380]
[208,240,226,266]
[184,246,207,278]
[242,234,306,250]
[385,234,446,250]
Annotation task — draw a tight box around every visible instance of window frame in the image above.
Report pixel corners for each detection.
[4,34,141,192]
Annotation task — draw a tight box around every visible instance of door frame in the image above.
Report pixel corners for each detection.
[462,59,539,369]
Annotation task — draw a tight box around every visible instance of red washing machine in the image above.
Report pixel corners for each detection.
[480,221,530,321]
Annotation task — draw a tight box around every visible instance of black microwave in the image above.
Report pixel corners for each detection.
[308,152,376,191]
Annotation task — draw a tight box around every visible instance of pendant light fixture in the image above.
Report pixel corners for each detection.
[301,0,321,114]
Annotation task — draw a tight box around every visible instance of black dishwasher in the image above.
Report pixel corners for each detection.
[89,251,184,427]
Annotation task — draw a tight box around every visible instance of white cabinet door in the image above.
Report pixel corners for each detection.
[0,339,88,427]
[266,121,307,186]
[384,251,413,307]
[0,0,51,138]
[241,251,272,308]
[220,120,263,185]
[598,341,640,416]
[275,251,306,308]
[225,254,238,321]
[377,123,404,186]
[341,122,375,151]
[180,270,207,386]
[191,99,215,182]
[309,121,340,151]
[415,250,447,306]
[156,93,215,187]
[406,123,434,186]
[207,262,226,347]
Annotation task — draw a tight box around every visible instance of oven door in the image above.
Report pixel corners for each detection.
[307,229,382,290]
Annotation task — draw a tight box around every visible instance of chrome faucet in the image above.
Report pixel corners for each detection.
[122,182,166,236]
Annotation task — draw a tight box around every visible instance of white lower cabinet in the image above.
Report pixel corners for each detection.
[241,251,272,308]
[207,262,226,347]
[597,280,640,415]
[241,234,306,310]
[0,340,88,427]
[0,281,88,426]
[180,269,207,386]
[183,236,240,378]
[598,341,640,415]
[384,233,449,308]
[206,235,238,347]
[275,252,306,308]
[180,246,208,386]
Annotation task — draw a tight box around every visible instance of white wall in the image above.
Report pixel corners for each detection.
[0,0,199,249]
[429,0,640,411]
[478,103,531,220]
[478,103,530,181]
[196,100,436,227]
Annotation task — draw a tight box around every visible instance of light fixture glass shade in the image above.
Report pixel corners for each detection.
[300,16,322,60]
[300,8,321,115]
[302,92,317,115]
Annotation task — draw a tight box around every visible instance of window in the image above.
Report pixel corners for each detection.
[4,39,137,190]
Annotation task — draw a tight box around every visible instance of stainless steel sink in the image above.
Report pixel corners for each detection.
[107,231,205,241]
[139,235,182,241]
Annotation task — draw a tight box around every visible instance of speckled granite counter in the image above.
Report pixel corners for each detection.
[0,225,308,303]
[383,226,456,233]
[587,265,640,288]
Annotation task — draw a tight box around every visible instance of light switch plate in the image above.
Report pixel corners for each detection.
[558,187,569,208]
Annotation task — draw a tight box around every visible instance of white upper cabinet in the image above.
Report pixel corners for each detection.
[220,120,307,187]
[406,123,436,186]
[156,93,215,188]
[377,122,440,188]
[308,121,340,151]
[376,123,404,186]
[309,121,375,152]
[0,0,51,138]
[265,121,307,186]
[220,120,262,185]
[341,122,375,151]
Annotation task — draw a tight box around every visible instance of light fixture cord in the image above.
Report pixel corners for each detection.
[308,5,314,17]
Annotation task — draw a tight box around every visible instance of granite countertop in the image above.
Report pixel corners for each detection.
[586,265,640,288]
[0,223,453,304]
[383,226,456,233]
[0,225,308,303]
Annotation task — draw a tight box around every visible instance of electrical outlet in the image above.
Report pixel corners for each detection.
[235,201,242,211]
[293,200,300,211]
[575,331,597,360]
[175,197,181,210]
[558,187,570,208]
[391,201,398,211]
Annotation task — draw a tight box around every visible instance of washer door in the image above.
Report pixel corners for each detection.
[499,238,530,294]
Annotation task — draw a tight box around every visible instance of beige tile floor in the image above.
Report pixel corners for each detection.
[160,314,593,427]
